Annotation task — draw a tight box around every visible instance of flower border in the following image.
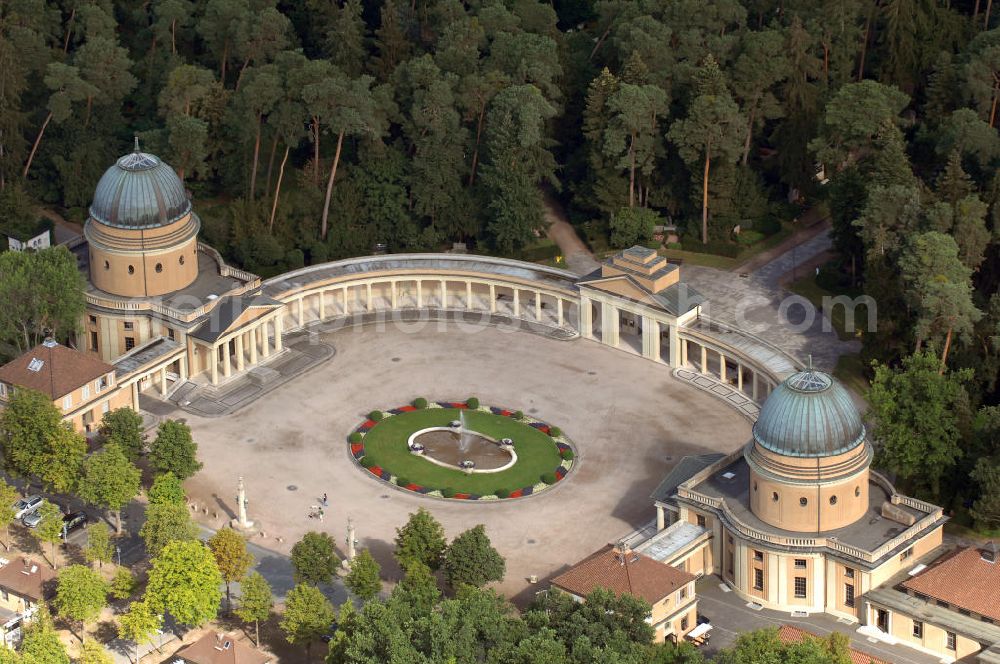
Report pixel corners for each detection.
[348,401,575,501]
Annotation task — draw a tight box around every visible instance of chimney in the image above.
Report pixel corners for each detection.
[981,541,998,564]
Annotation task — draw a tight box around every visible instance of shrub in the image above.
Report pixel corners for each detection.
[548,426,562,438]
[540,473,557,485]
[413,397,428,409]
[560,449,575,461]
[466,397,480,409]
[441,487,456,498]
[756,214,782,236]
[348,432,362,443]
[513,410,524,420]
[368,410,383,422]
[395,477,409,488]
[735,230,765,246]
[360,457,375,468]
[666,242,683,250]
[495,489,510,499]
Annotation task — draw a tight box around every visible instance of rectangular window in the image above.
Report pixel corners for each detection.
[90,331,98,351]
[844,567,855,579]
[754,550,763,561]
[984,617,996,625]
[696,515,706,527]
[753,568,764,591]
[844,583,855,608]
[937,600,949,608]
[0,383,6,398]
[101,402,109,414]
[88,315,96,324]
[901,547,913,561]
[794,559,807,569]
[123,322,134,330]
[81,385,89,400]
[681,616,689,631]
[0,590,6,601]
[62,395,72,410]
[912,620,923,638]
[946,632,956,651]
[680,586,687,600]
[794,577,807,598]
[124,337,135,351]
[959,608,971,616]
[167,327,175,340]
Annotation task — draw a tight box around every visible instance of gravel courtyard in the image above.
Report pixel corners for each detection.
[182,322,750,604]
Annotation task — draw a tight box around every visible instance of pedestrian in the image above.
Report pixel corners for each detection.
[321,492,328,507]
[318,507,325,522]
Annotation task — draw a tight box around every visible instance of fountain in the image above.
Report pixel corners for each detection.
[408,415,518,474]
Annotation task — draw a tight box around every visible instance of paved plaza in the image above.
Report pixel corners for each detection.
[180,322,751,603]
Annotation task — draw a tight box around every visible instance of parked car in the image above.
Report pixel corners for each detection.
[61,512,88,538]
[12,496,43,521]
[22,501,63,529]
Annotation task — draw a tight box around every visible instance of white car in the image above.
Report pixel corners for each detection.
[13,496,43,521]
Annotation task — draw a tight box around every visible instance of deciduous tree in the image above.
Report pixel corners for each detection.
[145,540,223,627]
[290,531,338,585]
[443,524,505,589]
[345,549,381,601]
[149,420,202,480]
[207,528,253,610]
[394,507,447,571]
[280,583,334,659]
[147,471,186,506]
[140,502,198,556]
[235,571,272,646]
[54,565,109,642]
[33,501,65,569]
[117,600,161,664]
[78,443,140,534]
[98,408,144,462]
[83,522,113,568]
[0,481,18,552]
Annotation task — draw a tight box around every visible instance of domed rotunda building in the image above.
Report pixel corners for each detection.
[647,368,946,620]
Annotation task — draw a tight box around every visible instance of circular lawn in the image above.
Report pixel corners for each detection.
[350,403,572,499]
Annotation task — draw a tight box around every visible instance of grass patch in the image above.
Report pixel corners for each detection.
[833,353,868,396]
[359,408,563,495]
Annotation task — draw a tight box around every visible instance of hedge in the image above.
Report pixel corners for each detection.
[513,410,524,420]
[466,397,480,409]
[368,410,384,422]
[441,487,456,498]
[548,426,562,438]
[395,477,409,487]
[360,456,375,468]
[495,488,510,499]
[560,449,574,461]
[348,432,362,443]
[540,472,557,485]
[413,397,428,409]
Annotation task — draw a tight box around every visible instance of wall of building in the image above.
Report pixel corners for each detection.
[88,218,199,297]
[868,601,982,662]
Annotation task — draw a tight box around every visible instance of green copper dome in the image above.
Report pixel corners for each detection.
[89,149,190,229]
[752,370,865,458]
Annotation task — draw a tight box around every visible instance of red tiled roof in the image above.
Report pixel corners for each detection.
[0,342,111,400]
[551,544,696,606]
[778,625,889,664]
[175,633,271,664]
[901,546,1000,622]
[0,558,56,602]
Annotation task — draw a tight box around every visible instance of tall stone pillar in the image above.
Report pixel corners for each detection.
[700,345,708,374]
[297,298,304,327]
[210,347,219,385]
[275,316,284,352]
[235,334,245,372]
[261,324,271,358]
[318,291,326,320]
[159,367,168,396]
[131,381,140,409]
[416,281,423,308]
[366,283,373,310]
[669,325,680,367]
[534,291,541,320]
[513,290,520,316]
[391,281,398,308]
[489,285,496,313]
[439,280,447,307]
[580,296,593,339]
[222,342,232,379]
[557,299,564,326]
[249,328,258,365]
[466,281,473,309]
[601,302,618,347]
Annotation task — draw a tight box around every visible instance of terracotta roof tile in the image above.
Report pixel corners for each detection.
[551,544,696,605]
[0,341,112,400]
[0,558,56,602]
[175,633,271,664]
[778,625,889,664]
[901,546,1000,622]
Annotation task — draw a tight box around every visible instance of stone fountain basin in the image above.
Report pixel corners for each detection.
[407,427,517,474]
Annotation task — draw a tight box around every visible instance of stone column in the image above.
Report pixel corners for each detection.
[439,280,447,307]
[737,364,743,391]
[534,291,541,320]
[489,285,496,313]
[275,316,284,352]
[513,289,520,316]
[579,296,593,339]
[261,323,271,358]
[342,287,348,313]
[347,518,357,563]
[557,299,564,326]
[222,341,232,379]
[159,367,168,397]
[649,319,661,360]
[642,316,654,358]
[601,302,618,347]
[237,477,253,529]
[391,281,398,308]
[235,334,245,372]
[681,338,688,366]
[210,347,219,385]
[752,372,758,401]
[318,291,326,320]
[700,345,707,374]
[131,381,140,409]
[249,328,258,366]
[656,505,666,531]
[178,357,188,382]
[297,297,304,327]
[669,325,680,367]
[719,354,727,383]
[466,281,473,309]
[416,281,423,308]
[366,283,373,311]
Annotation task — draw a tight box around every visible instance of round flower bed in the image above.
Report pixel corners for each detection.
[348,401,575,501]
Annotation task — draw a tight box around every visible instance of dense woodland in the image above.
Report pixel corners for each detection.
[3,0,1000,525]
